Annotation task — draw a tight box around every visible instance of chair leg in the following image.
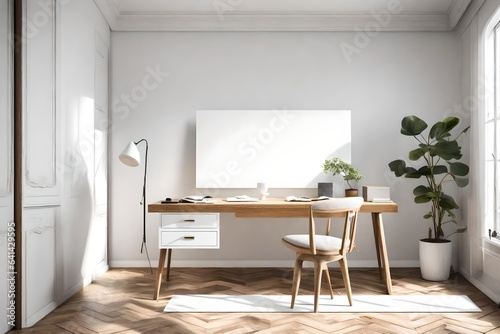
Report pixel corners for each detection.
[323,267,334,299]
[290,258,303,309]
[339,258,353,306]
[313,261,324,313]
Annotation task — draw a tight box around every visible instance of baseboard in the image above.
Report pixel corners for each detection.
[55,265,109,306]
[56,280,85,305]
[23,301,57,328]
[459,267,500,305]
[109,259,420,268]
[24,264,110,328]
[93,264,109,280]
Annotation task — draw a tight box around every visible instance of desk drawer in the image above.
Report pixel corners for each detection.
[161,213,219,229]
[160,231,219,248]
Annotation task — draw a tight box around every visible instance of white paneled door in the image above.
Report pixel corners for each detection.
[0,0,14,332]
[22,0,59,327]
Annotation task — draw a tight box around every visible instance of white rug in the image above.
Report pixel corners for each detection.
[164,294,481,313]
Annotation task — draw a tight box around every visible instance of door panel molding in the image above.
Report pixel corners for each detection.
[24,0,58,196]
[0,0,13,203]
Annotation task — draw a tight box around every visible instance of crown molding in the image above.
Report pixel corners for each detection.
[448,0,474,28]
[94,0,471,32]
[93,0,119,28]
[455,0,486,35]
[110,12,451,32]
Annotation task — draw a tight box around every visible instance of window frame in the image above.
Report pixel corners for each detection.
[485,21,500,242]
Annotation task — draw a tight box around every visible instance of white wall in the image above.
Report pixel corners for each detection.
[110,31,461,268]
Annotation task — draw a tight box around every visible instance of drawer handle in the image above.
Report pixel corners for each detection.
[183,236,195,240]
[183,219,195,222]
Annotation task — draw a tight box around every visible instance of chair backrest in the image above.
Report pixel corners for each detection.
[308,197,364,255]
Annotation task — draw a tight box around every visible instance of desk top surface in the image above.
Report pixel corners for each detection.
[148,198,398,218]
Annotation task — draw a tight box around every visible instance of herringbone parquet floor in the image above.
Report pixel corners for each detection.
[11,267,500,333]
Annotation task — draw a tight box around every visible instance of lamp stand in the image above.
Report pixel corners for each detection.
[135,139,152,273]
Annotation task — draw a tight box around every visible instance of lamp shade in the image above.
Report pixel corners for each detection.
[119,141,141,167]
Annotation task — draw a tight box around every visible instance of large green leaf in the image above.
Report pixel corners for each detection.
[413,184,438,202]
[442,116,460,133]
[388,160,407,177]
[439,193,459,210]
[405,167,421,178]
[418,143,430,151]
[455,177,469,187]
[416,166,431,176]
[409,148,425,161]
[449,162,469,176]
[401,116,427,136]
[432,141,462,160]
[436,133,451,141]
[415,194,432,203]
[433,165,448,174]
[413,185,431,196]
[429,121,447,140]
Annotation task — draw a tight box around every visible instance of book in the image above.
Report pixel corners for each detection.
[286,196,311,202]
[226,195,259,202]
[312,196,330,201]
[372,197,393,203]
[179,196,215,203]
[285,196,330,202]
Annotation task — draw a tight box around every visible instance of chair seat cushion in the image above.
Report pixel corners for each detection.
[282,234,344,252]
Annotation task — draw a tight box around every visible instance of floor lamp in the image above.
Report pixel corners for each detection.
[119,139,152,272]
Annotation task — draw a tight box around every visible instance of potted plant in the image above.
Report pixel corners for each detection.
[388,115,469,281]
[322,157,363,197]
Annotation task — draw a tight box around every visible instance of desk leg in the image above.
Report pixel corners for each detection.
[166,249,172,281]
[154,249,167,300]
[371,213,393,295]
[372,218,383,280]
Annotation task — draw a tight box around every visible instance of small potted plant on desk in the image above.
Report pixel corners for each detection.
[322,157,363,197]
[388,115,469,281]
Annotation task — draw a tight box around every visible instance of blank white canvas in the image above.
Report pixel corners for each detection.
[196,110,351,188]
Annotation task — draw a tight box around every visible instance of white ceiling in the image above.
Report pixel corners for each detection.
[93,0,473,32]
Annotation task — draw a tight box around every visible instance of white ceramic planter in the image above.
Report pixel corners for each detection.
[419,239,452,281]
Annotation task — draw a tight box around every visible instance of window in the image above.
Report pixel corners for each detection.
[485,21,500,241]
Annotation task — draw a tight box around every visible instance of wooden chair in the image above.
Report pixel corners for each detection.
[282,197,364,312]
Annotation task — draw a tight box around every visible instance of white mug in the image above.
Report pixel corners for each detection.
[257,182,269,200]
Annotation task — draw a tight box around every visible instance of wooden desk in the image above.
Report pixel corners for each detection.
[148,198,398,300]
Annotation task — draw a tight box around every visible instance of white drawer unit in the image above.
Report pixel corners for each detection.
[161,213,218,229]
[159,213,219,249]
